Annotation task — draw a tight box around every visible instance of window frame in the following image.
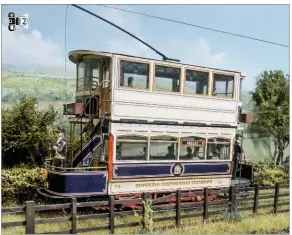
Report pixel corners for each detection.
[211,72,236,99]
[152,62,183,94]
[118,57,151,91]
[183,67,210,97]
[115,134,149,162]
[179,135,207,161]
[149,134,179,161]
[76,59,102,92]
[206,136,232,161]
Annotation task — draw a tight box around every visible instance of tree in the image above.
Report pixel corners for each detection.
[2,96,58,168]
[251,70,289,165]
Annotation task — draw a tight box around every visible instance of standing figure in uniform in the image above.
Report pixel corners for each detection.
[52,126,67,168]
[232,134,244,179]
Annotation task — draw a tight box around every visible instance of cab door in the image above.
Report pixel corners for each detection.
[99,59,112,117]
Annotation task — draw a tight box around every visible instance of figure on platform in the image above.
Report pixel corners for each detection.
[52,126,67,168]
[232,134,244,179]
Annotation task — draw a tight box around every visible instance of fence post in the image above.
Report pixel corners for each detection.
[176,190,181,227]
[25,201,35,234]
[203,187,209,222]
[273,183,280,214]
[71,198,77,234]
[142,192,148,230]
[253,184,259,214]
[109,196,115,234]
[229,185,236,214]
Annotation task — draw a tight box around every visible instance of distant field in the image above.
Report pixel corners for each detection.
[2,74,76,103]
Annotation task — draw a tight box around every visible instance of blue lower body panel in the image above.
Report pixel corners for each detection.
[46,171,108,196]
[114,162,232,179]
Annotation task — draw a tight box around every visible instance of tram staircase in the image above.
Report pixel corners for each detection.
[70,80,110,168]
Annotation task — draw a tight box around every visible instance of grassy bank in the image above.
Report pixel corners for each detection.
[161,213,289,234]
[2,211,289,234]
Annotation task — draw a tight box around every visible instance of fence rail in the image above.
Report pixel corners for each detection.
[1,183,289,234]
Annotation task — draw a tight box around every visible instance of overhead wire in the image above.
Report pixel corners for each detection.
[98,4,289,48]
[71,4,179,61]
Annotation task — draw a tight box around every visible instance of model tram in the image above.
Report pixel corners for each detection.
[38,50,253,201]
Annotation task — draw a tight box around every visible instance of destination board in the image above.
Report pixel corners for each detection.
[180,140,206,146]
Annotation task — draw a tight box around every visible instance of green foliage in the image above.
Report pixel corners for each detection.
[250,70,289,165]
[1,166,46,206]
[2,96,58,167]
[253,160,289,186]
[134,199,155,234]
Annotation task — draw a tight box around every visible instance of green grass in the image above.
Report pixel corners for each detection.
[1,188,289,234]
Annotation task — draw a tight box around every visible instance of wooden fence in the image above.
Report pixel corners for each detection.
[1,184,289,234]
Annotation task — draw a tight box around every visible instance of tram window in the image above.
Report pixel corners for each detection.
[212,74,234,98]
[179,137,206,160]
[153,65,181,93]
[116,135,148,161]
[149,136,178,160]
[239,77,243,101]
[77,61,101,91]
[120,60,149,89]
[206,138,231,160]
[77,62,85,90]
[184,70,209,95]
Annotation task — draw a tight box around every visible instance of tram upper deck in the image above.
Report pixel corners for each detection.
[65,50,250,128]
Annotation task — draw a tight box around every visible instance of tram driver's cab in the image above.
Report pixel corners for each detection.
[63,51,112,119]
[62,51,113,167]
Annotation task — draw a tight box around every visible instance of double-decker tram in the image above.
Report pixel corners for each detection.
[39,50,253,208]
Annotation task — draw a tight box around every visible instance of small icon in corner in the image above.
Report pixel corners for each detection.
[8,12,29,32]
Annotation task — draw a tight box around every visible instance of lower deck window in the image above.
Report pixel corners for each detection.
[116,135,147,161]
[207,138,231,160]
[114,134,232,162]
[179,137,206,160]
[149,136,178,160]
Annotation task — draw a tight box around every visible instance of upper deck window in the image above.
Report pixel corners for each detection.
[120,60,149,89]
[184,70,209,96]
[77,60,101,91]
[153,65,181,93]
[212,73,234,98]
[149,136,178,160]
[239,77,243,101]
[116,135,148,161]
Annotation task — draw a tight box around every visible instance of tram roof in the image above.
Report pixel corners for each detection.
[69,50,245,76]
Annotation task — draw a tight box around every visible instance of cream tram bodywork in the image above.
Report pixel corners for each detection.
[43,50,250,197]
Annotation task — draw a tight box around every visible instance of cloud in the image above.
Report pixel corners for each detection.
[2,25,66,68]
[1,6,227,71]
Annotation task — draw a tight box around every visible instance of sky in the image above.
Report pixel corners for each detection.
[1,4,290,91]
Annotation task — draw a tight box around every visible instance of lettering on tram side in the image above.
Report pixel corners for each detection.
[109,178,231,194]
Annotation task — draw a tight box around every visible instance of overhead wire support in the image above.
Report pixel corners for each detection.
[99,4,289,48]
[71,4,180,62]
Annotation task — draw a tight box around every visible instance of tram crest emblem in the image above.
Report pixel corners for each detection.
[171,163,184,176]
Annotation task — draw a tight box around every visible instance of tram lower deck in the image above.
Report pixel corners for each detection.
[40,122,253,199]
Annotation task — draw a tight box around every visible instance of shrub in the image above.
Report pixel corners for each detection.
[253,160,289,186]
[1,166,46,206]
[2,96,58,168]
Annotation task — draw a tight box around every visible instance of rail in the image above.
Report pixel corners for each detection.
[44,161,107,172]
